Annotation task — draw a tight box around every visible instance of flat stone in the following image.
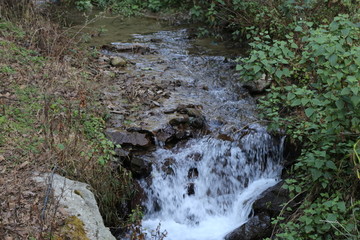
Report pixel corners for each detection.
[106,129,153,148]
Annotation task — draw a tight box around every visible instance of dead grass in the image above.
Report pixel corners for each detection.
[0,2,134,239]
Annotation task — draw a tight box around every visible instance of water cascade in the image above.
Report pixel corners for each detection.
[141,129,284,240]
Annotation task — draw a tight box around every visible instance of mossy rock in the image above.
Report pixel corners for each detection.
[55,216,89,240]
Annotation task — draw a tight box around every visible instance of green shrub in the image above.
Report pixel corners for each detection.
[238,14,359,239]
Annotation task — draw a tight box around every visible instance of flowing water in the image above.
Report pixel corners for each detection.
[141,132,283,240]
[65,12,284,240]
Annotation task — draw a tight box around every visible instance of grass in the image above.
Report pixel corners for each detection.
[0,3,134,239]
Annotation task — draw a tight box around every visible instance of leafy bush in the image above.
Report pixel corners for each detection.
[238,14,360,239]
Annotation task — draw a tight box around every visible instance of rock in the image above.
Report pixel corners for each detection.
[242,74,272,94]
[169,117,189,126]
[225,213,272,240]
[110,56,127,67]
[189,117,205,129]
[217,134,233,142]
[187,183,195,196]
[106,129,154,149]
[155,125,176,143]
[253,181,296,218]
[188,168,199,179]
[129,156,152,178]
[185,108,202,118]
[33,174,116,240]
[186,152,202,162]
[102,43,151,54]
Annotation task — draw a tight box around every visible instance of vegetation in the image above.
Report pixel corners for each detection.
[0,1,134,238]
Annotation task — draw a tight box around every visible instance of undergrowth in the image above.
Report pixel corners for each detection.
[0,2,134,238]
[237,12,360,240]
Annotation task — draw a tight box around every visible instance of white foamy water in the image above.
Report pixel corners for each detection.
[140,129,283,240]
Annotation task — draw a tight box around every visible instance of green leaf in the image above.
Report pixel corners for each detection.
[305,108,316,117]
[301,98,310,106]
[341,28,350,37]
[57,144,65,150]
[335,100,345,110]
[329,54,338,66]
[294,26,303,32]
[340,87,351,95]
[236,65,243,71]
[283,68,291,77]
[287,93,296,101]
[347,76,357,83]
[337,201,346,212]
[253,65,261,73]
[351,96,360,106]
[326,161,337,170]
[351,87,359,95]
[310,168,322,180]
[290,42,298,49]
[275,69,283,78]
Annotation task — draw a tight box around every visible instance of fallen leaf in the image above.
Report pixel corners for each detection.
[18,161,30,169]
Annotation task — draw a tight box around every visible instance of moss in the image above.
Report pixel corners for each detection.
[55,216,90,240]
[74,189,84,198]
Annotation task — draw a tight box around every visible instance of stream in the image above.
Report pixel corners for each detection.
[67,13,284,240]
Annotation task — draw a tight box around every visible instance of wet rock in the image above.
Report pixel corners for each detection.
[128,156,152,178]
[102,43,152,54]
[187,183,195,196]
[106,129,154,149]
[185,108,202,118]
[169,117,189,126]
[225,213,271,240]
[164,157,175,166]
[175,130,192,140]
[186,152,202,162]
[150,38,162,43]
[155,125,176,143]
[130,181,147,209]
[242,74,272,94]
[282,138,302,178]
[161,157,176,176]
[115,148,130,158]
[110,56,127,67]
[253,181,292,218]
[162,166,175,176]
[217,134,233,142]
[188,168,199,179]
[189,117,205,129]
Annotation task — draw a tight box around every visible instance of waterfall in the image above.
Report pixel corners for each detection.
[140,126,283,240]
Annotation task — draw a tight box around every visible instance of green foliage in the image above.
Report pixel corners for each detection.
[81,114,118,165]
[75,0,93,11]
[238,14,359,239]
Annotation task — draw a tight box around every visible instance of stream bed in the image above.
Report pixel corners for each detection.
[68,13,284,240]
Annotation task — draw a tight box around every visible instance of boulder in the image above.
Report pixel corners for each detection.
[252,181,289,217]
[225,213,272,240]
[106,129,154,149]
[128,155,152,178]
[33,173,116,240]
